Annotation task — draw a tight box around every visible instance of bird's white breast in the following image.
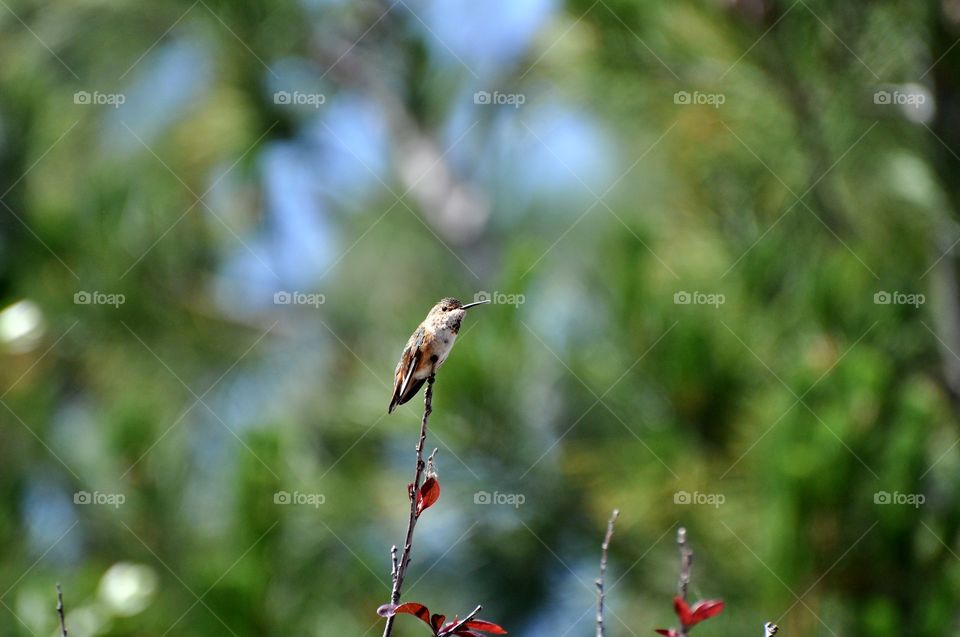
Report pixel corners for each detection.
[433,327,457,367]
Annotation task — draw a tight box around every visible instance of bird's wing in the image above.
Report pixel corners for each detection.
[397,376,427,409]
[389,326,425,413]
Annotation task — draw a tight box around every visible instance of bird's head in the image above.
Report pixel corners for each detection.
[427,297,490,331]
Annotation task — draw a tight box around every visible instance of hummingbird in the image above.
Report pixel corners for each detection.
[388,297,491,413]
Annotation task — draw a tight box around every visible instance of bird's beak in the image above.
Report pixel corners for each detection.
[460,299,492,310]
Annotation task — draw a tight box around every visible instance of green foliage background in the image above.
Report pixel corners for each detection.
[0,0,958,635]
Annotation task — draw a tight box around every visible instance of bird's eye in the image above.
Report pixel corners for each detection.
[441,306,448,312]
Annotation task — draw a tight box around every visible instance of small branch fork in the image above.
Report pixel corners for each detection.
[442,604,483,636]
[382,374,436,637]
[596,509,620,637]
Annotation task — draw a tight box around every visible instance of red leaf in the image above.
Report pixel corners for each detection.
[673,596,693,626]
[655,630,679,637]
[392,602,433,628]
[689,600,724,626]
[432,614,447,633]
[464,619,508,634]
[416,477,441,516]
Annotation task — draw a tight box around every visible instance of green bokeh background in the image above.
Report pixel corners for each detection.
[1,1,958,635]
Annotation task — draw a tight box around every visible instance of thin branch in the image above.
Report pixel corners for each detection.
[677,527,692,600]
[440,604,482,636]
[56,583,67,637]
[676,527,693,637]
[596,509,620,637]
[390,545,398,584]
[764,621,780,637]
[382,373,435,637]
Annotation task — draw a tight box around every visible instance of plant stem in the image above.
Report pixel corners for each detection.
[56,584,67,637]
[596,509,620,637]
[677,527,693,637]
[382,374,435,637]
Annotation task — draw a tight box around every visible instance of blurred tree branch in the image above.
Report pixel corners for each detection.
[929,5,960,409]
[728,1,854,237]
[311,1,490,244]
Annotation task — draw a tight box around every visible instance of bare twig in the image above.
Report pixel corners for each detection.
[440,604,482,636]
[390,545,398,584]
[677,527,692,600]
[764,621,779,637]
[596,509,620,637]
[56,584,67,637]
[677,527,693,637]
[382,373,435,637]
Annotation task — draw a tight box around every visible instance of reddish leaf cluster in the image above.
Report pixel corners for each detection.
[654,596,724,637]
[378,602,507,636]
